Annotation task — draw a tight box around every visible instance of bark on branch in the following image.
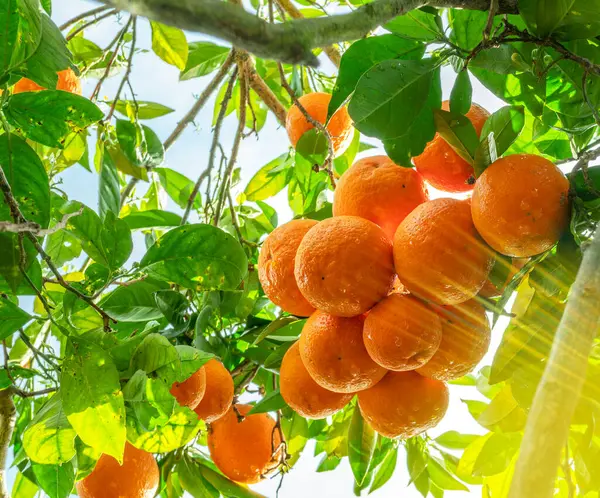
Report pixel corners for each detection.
[100,0,518,65]
[0,390,15,498]
[509,225,600,498]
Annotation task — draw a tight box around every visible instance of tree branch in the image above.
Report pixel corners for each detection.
[99,0,518,65]
[65,9,119,42]
[181,67,238,225]
[275,0,341,67]
[0,208,83,236]
[0,390,15,498]
[213,63,248,226]
[107,17,138,121]
[59,5,113,31]
[509,224,600,498]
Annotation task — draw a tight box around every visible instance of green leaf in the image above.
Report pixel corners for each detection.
[406,437,427,483]
[0,0,42,74]
[472,432,521,476]
[67,37,103,67]
[181,42,230,80]
[61,337,126,461]
[31,462,74,498]
[23,15,71,89]
[100,210,133,270]
[450,70,472,115]
[131,333,179,374]
[12,472,38,498]
[244,153,293,202]
[435,431,480,450]
[317,454,342,472]
[155,289,188,327]
[122,209,182,230]
[473,132,497,178]
[383,67,441,166]
[106,143,148,181]
[99,150,120,219]
[428,457,468,491]
[150,21,188,70]
[155,167,202,210]
[448,9,490,50]
[5,91,103,148]
[479,105,525,160]
[111,100,175,120]
[45,229,81,267]
[370,447,398,493]
[348,405,376,486]
[434,109,479,163]
[349,58,438,140]
[124,371,176,430]
[116,120,164,168]
[247,390,287,415]
[100,280,166,322]
[126,404,203,453]
[22,395,76,465]
[333,128,361,177]
[384,8,442,41]
[74,439,100,480]
[140,224,248,290]
[328,35,425,118]
[553,0,600,39]
[0,296,31,340]
[456,434,492,480]
[199,462,266,498]
[177,457,219,498]
[519,0,575,36]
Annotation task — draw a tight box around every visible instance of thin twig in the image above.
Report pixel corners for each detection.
[65,9,119,41]
[106,17,137,121]
[90,16,133,102]
[59,5,112,30]
[19,329,59,370]
[582,71,600,127]
[227,191,258,247]
[212,64,248,226]
[277,62,335,187]
[0,208,83,236]
[482,0,498,40]
[164,51,235,150]
[181,67,238,225]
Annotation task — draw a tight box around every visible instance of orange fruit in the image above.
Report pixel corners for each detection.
[286,92,353,156]
[280,341,353,419]
[363,294,442,371]
[393,198,494,305]
[295,216,394,317]
[76,442,159,498]
[333,155,429,241]
[259,219,317,317]
[479,257,528,299]
[208,404,281,484]
[417,299,491,381]
[414,101,489,193]
[358,371,449,439]
[299,311,387,393]
[193,359,234,423]
[471,154,570,257]
[170,367,206,409]
[14,68,82,95]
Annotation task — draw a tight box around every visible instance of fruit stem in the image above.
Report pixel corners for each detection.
[509,224,600,498]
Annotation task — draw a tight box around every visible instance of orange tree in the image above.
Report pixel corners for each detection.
[0,0,599,497]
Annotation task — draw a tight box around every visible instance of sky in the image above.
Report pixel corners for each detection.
[34,1,515,496]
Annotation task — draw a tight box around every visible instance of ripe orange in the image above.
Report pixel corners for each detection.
[295,216,394,317]
[280,341,353,419]
[479,257,528,299]
[333,155,429,241]
[299,311,387,393]
[170,367,206,409]
[258,219,318,317]
[471,154,570,257]
[193,359,234,423]
[414,101,489,192]
[363,294,442,371]
[393,198,494,305]
[14,68,82,95]
[286,92,353,156]
[358,371,449,439]
[76,442,159,498]
[208,404,281,484]
[417,299,491,381]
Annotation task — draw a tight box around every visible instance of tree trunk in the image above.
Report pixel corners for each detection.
[0,390,16,498]
[509,225,600,498]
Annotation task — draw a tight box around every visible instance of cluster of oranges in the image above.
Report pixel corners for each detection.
[12,68,82,95]
[258,93,571,441]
